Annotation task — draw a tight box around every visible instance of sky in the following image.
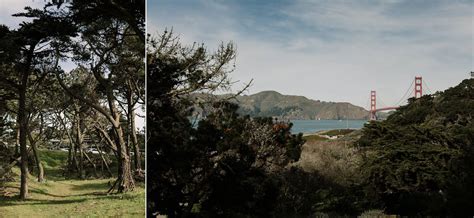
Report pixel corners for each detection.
[0,0,145,129]
[148,0,473,109]
[0,0,45,28]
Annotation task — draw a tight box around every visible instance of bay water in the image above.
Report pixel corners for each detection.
[290,120,367,134]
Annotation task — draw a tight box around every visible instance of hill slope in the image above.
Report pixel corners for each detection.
[232,91,368,120]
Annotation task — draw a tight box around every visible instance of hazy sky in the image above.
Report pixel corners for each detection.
[149,0,473,109]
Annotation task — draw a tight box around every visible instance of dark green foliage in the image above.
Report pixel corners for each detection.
[147,31,308,217]
[275,167,364,216]
[65,0,145,42]
[146,31,232,216]
[0,143,15,180]
[358,79,474,216]
[199,159,279,217]
[193,103,305,216]
[148,98,306,217]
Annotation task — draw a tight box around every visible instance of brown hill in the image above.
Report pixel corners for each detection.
[233,91,368,120]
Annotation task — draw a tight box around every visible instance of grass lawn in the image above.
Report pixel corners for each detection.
[0,150,145,217]
[322,129,355,137]
[303,134,328,142]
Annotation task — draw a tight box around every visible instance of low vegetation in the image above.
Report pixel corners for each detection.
[323,129,355,137]
[297,136,361,186]
[303,134,328,142]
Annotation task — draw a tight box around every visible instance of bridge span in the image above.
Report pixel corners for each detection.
[369,76,428,120]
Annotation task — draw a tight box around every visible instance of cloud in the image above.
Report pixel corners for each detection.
[150,0,473,108]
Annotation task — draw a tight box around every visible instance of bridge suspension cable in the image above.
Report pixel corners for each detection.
[378,96,388,108]
[407,87,415,99]
[365,97,370,111]
[368,76,429,121]
[423,79,433,94]
[394,78,415,106]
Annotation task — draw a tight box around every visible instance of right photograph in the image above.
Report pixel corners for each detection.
[147,0,474,217]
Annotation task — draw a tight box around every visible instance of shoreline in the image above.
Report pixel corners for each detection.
[302,128,359,136]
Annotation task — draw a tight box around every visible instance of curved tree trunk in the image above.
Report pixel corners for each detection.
[31,143,44,182]
[55,62,136,193]
[113,123,135,193]
[28,132,44,182]
[57,113,78,174]
[127,89,141,171]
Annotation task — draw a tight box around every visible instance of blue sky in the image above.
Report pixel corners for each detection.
[149,0,473,109]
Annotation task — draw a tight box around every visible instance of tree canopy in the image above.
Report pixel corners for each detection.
[147,30,308,217]
[0,0,144,200]
[358,78,474,216]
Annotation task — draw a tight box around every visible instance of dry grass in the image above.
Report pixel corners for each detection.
[296,133,362,186]
[303,134,328,142]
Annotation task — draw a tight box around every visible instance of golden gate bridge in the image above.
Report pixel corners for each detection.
[368,76,432,120]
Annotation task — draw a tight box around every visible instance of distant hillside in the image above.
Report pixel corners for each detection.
[192,91,369,120]
[234,91,368,120]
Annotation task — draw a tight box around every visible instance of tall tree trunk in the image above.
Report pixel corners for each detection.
[58,113,77,174]
[69,132,79,173]
[127,87,141,171]
[75,112,84,179]
[97,144,113,177]
[27,131,44,182]
[112,109,135,193]
[77,127,84,179]
[56,65,135,193]
[73,142,79,172]
[67,140,73,171]
[131,110,141,171]
[15,126,20,156]
[18,71,29,200]
[59,128,72,169]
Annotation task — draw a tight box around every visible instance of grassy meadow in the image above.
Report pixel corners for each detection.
[0,150,145,217]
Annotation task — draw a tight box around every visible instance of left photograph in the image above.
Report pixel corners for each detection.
[0,0,145,216]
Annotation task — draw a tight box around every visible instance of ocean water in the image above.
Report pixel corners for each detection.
[290,120,367,134]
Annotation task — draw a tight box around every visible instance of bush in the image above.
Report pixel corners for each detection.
[297,138,361,186]
[275,167,364,216]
